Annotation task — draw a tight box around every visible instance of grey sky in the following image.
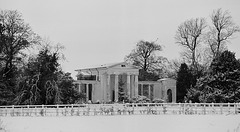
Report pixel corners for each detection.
[1,0,240,78]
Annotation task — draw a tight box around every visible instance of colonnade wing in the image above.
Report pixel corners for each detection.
[138,80,176,103]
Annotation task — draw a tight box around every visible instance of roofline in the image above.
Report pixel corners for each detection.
[158,78,176,81]
[75,62,140,71]
[75,67,106,72]
[106,62,126,68]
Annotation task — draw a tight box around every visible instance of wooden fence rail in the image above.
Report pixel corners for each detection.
[0,103,239,117]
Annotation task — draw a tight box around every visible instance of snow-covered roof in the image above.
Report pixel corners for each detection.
[75,62,138,71]
[158,78,176,82]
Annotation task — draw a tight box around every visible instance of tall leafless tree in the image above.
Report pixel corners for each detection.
[0,10,40,104]
[175,18,207,68]
[0,10,40,79]
[125,40,163,72]
[206,8,240,58]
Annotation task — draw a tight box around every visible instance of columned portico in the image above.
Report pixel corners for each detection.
[106,72,139,103]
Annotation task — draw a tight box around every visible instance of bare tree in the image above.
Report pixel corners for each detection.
[207,8,240,58]
[175,18,207,68]
[0,10,40,104]
[0,10,40,79]
[125,40,163,72]
[125,40,167,81]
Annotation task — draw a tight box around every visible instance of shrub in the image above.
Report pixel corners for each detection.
[132,96,151,103]
[153,98,165,103]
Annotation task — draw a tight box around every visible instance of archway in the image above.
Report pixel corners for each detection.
[167,89,172,102]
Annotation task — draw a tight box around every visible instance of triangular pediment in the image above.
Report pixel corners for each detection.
[75,62,139,73]
[108,62,139,70]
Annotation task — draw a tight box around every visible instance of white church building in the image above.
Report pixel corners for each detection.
[74,62,176,103]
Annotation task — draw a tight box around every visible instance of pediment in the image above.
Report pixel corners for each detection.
[108,62,139,70]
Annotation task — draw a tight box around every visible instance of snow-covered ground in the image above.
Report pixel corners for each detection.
[1,115,240,132]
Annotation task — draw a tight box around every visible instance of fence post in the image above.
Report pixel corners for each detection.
[194,103,197,114]
[220,103,223,115]
[228,102,230,114]
[41,104,44,116]
[71,104,74,116]
[27,105,30,116]
[64,106,67,116]
[190,102,193,114]
[5,107,7,116]
[183,103,185,115]
[12,105,14,117]
[211,103,214,114]
[21,106,23,116]
[56,104,59,116]
[203,103,206,115]
[234,103,237,114]
[132,103,134,114]
[178,103,181,114]
[35,106,37,116]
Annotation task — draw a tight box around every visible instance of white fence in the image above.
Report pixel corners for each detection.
[0,103,240,117]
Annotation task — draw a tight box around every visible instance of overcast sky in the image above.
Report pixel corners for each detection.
[1,0,240,78]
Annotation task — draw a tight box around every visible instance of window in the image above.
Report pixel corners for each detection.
[138,84,142,95]
[143,85,149,98]
[150,85,154,100]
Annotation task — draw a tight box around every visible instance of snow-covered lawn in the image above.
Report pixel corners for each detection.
[1,115,240,132]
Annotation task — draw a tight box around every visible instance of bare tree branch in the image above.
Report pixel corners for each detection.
[175,18,206,67]
[207,8,240,58]
[125,40,163,72]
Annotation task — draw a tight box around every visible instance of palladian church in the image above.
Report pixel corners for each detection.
[74,62,176,103]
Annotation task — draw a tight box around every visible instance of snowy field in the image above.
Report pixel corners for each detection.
[1,115,240,132]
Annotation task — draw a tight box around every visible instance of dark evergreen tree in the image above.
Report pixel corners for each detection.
[58,72,85,104]
[13,47,59,104]
[176,63,192,102]
[210,50,240,74]
[193,50,240,103]
[14,46,84,105]
[118,76,126,102]
[0,10,85,105]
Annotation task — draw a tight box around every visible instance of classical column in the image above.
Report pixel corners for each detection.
[107,74,110,101]
[101,74,105,102]
[134,75,138,97]
[92,84,94,102]
[127,74,131,98]
[86,84,89,102]
[114,74,119,102]
[130,75,134,98]
[78,83,81,93]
